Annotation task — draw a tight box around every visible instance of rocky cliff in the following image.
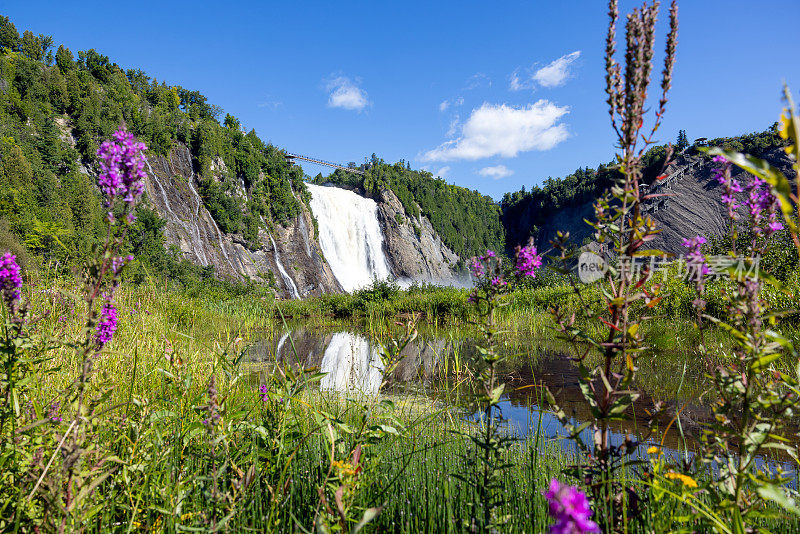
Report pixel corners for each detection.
[375,189,468,285]
[141,147,469,296]
[514,148,796,255]
[141,144,341,298]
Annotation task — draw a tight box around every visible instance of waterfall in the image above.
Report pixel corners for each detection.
[319,332,383,394]
[268,232,301,299]
[306,183,392,292]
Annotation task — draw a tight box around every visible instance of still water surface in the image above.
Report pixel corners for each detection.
[249,327,714,454]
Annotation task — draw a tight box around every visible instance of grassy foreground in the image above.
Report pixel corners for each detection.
[4,276,794,532]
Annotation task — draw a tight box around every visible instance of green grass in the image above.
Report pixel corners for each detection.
[7,276,799,532]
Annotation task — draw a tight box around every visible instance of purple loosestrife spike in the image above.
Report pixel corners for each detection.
[97,129,148,210]
[514,243,543,278]
[744,174,782,237]
[682,235,711,282]
[544,479,600,534]
[713,156,741,220]
[481,249,497,261]
[94,302,118,349]
[0,252,22,313]
[469,257,486,278]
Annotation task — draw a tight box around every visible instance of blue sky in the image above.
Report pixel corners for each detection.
[4,1,799,199]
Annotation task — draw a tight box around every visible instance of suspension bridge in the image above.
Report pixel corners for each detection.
[284,152,368,175]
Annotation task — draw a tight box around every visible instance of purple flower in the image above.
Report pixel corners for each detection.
[481,249,497,261]
[97,129,148,209]
[112,255,135,275]
[0,252,22,313]
[544,479,600,534]
[713,157,741,220]
[745,175,782,237]
[514,244,543,278]
[469,257,486,278]
[682,235,711,283]
[490,276,506,287]
[259,384,269,402]
[94,302,118,349]
[47,402,62,423]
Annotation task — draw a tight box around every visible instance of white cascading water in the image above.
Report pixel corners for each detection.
[306,183,392,292]
[319,332,383,394]
[268,232,301,299]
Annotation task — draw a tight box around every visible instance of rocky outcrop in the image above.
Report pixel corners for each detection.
[516,148,796,256]
[141,144,341,298]
[375,189,468,285]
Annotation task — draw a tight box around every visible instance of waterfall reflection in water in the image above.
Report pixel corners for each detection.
[319,332,384,394]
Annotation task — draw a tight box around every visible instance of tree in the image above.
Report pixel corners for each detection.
[676,129,689,151]
[21,30,42,61]
[55,45,74,73]
[224,113,241,130]
[39,34,54,64]
[0,16,20,52]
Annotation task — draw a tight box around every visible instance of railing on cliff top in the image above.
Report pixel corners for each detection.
[284,152,367,175]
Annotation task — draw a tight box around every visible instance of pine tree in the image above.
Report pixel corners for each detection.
[676,129,689,151]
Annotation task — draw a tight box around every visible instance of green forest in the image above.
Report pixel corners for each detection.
[314,156,505,259]
[0,15,307,285]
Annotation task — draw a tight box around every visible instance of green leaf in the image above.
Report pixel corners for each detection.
[352,507,383,533]
[751,352,782,372]
[757,484,800,516]
[490,384,505,405]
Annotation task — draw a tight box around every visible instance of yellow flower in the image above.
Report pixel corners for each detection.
[779,110,790,140]
[180,512,194,522]
[665,472,698,488]
[331,460,356,478]
[647,446,661,455]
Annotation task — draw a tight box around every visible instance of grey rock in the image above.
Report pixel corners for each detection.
[141,143,341,298]
[376,189,468,285]
[515,148,796,256]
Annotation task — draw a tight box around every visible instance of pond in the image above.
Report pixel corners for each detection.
[246,322,799,481]
[247,324,716,457]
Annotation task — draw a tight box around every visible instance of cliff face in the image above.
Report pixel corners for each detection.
[509,148,796,256]
[375,189,468,285]
[142,144,341,298]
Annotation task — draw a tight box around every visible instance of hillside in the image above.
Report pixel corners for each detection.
[501,127,790,252]
[0,16,319,283]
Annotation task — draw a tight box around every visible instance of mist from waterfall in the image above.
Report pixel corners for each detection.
[306,183,392,292]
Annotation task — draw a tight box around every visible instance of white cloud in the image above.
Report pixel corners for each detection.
[326,76,369,111]
[421,101,570,162]
[446,115,460,137]
[257,98,282,110]
[439,96,464,112]
[435,166,450,178]
[478,165,514,180]
[510,51,581,91]
[509,69,524,91]
[465,72,491,90]
[532,51,581,88]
